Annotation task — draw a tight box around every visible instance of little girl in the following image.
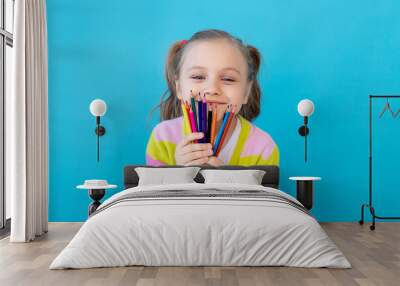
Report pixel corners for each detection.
[146,29,279,167]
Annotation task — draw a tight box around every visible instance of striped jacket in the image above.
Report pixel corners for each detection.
[145,115,279,166]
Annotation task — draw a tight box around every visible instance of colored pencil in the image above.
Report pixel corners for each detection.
[197,93,203,142]
[206,104,213,143]
[185,101,193,133]
[213,105,230,155]
[202,95,207,143]
[185,101,191,121]
[210,104,217,146]
[215,106,235,157]
[181,100,192,135]
[188,103,198,143]
[190,92,198,132]
[188,107,197,133]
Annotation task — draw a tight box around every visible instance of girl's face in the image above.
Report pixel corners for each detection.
[175,39,252,122]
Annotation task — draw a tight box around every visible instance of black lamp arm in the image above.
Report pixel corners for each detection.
[94,116,106,162]
[298,116,310,162]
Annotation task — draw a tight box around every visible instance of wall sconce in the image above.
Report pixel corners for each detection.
[297,99,315,162]
[89,99,107,162]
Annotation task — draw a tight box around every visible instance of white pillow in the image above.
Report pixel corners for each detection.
[200,169,266,185]
[135,167,201,186]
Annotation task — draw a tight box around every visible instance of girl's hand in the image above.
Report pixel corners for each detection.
[175,132,213,166]
[207,156,224,167]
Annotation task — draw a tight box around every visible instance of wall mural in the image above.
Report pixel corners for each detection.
[146,30,279,167]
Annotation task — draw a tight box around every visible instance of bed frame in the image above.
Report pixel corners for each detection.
[124,165,279,189]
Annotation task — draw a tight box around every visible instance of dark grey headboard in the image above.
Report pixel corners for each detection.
[124,165,279,189]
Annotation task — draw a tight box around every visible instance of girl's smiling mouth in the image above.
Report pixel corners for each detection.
[207,100,228,105]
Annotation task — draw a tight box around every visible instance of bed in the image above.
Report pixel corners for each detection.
[50,165,350,269]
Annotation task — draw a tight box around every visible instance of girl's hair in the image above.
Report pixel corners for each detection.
[152,29,262,122]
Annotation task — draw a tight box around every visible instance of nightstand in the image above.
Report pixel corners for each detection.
[289,177,321,210]
[77,180,117,216]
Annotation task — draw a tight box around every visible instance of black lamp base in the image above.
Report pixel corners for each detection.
[298,125,309,136]
[88,189,105,216]
[95,125,106,136]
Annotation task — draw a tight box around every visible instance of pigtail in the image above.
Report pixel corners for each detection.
[160,41,184,120]
[149,41,186,122]
[165,41,183,100]
[239,45,261,122]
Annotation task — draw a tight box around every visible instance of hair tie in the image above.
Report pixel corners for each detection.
[180,40,187,46]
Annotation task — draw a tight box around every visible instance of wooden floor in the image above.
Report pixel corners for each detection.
[0,223,399,286]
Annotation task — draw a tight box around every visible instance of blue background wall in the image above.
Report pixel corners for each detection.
[47,1,400,222]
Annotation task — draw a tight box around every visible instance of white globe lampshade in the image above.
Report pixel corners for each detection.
[297,99,314,117]
[90,99,107,117]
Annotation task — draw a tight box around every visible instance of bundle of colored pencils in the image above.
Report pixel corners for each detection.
[180,92,235,157]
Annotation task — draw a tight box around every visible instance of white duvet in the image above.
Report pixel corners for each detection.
[50,183,351,269]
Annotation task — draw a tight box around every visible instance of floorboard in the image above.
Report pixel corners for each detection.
[0,222,399,286]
